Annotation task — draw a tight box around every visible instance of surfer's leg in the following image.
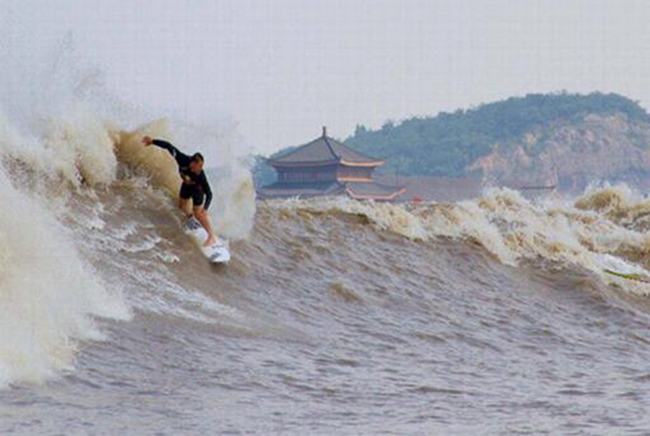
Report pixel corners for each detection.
[193,206,217,246]
[178,197,188,213]
[178,197,193,218]
[178,185,193,218]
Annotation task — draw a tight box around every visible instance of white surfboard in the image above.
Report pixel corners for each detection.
[184,217,231,264]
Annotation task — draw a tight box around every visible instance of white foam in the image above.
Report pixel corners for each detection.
[0,167,130,387]
[0,33,258,387]
[264,184,650,295]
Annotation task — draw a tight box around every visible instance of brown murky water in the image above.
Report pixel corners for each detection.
[4,176,650,434]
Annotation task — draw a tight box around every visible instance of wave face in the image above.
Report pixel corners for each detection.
[0,108,259,381]
[4,45,650,436]
[4,107,650,433]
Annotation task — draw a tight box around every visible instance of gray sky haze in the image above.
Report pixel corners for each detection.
[4,0,650,153]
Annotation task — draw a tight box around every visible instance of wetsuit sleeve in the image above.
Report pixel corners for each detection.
[200,173,213,210]
[151,139,191,166]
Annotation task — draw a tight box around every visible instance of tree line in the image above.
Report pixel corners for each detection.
[254,92,649,184]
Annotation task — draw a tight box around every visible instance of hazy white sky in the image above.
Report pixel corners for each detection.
[4,0,650,153]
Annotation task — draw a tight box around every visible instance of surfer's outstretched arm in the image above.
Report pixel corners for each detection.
[142,136,191,166]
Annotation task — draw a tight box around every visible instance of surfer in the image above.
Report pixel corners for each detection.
[142,136,217,247]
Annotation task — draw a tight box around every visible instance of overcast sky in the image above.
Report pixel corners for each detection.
[4,0,650,154]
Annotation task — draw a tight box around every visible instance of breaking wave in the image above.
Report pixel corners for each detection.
[5,92,650,391]
[0,93,255,386]
[3,35,650,402]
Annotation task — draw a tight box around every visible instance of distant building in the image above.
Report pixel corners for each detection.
[258,127,405,201]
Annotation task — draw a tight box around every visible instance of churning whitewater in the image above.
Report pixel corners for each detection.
[4,102,650,432]
[0,37,650,428]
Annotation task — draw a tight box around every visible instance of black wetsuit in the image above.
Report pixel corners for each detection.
[152,139,213,210]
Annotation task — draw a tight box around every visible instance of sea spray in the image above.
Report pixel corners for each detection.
[112,118,256,239]
[40,104,118,187]
[0,39,131,386]
[261,184,650,295]
[0,27,262,388]
[207,164,256,239]
[0,166,129,387]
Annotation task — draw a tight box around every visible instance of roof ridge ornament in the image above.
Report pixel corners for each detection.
[321,127,339,160]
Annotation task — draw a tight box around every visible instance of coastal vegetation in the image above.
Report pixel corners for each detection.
[253,92,650,186]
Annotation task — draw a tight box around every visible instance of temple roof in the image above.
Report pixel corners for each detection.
[268,127,384,167]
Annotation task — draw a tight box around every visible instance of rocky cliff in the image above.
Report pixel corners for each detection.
[254,93,650,193]
[469,113,650,191]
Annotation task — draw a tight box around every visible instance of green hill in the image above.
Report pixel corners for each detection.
[253,92,650,186]
[345,92,649,177]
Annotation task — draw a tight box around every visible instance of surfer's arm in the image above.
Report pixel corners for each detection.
[151,139,179,157]
[200,173,213,210]
[151,139,191,165]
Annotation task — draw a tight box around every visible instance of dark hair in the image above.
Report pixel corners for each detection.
[191,152,204,163]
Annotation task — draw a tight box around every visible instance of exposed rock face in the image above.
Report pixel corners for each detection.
[468,113,650,191]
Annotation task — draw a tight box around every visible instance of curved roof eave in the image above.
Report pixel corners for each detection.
[339,159,384,167]
[268,159,341,168]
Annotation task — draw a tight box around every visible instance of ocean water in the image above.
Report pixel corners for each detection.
[3,33,650,436]
[3,115,650,434]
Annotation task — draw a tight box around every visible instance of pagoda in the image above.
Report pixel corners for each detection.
[258,127,405,201]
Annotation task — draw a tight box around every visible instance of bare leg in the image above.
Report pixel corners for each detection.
[193,206,217,246]
[178,197,192,218]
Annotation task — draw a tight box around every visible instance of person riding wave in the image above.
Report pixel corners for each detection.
[142,136,217,247]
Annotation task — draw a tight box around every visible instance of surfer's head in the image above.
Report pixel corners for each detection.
[189,153,204,173]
